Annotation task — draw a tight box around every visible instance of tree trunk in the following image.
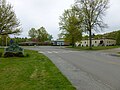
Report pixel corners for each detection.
[2,36,4,46]
[72,37,75,48]
[89,30,92,49]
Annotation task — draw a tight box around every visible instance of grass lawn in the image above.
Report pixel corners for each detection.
[67,46,120,51]
[0,49,75,90]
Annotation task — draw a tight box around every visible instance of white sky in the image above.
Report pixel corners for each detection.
[7,0,120,39]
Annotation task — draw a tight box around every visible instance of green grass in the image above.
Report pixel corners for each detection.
[67,46,120,51]
[0,49,75,90]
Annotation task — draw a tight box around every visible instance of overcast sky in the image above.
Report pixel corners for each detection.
[7,0,120,39]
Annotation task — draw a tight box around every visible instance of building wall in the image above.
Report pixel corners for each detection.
[52,40,70,46]
[104,39,116,46]
[76,39,116,47]
[52,41,65,46]
[57,41,64,46]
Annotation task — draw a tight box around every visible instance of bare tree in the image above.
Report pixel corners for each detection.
[75,0,109,49]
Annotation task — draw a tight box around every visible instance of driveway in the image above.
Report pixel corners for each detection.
[24,46,120,90]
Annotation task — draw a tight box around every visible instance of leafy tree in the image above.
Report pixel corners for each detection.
[12,37,28,44]
[28,27,51,42]
[116,30,120,45]
[0,34,9,46]
[37,27,49,42]
[48,34,53,41]
[83,35,89,40]
[75,0,109,49]
[103,31,117,39]
[0,0,21,35]
[94,34,103,39]
[59,7,82,47]
[28,28,37,39]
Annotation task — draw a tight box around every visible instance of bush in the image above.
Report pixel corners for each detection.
[16,52,24,57]
[4,52,24,58]
[4,52,13,58]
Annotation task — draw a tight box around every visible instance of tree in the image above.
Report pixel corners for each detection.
[28,27,51,42]
[59,7,82,47]
[75,0,109,49]
[0,0,21,35]
[37,27,49,42]
[94,34,103,39]
[48,34,53,41]
[103,31,118,39]
[116,30,120,45]
[83,35,89,40]
[28,28,37,39]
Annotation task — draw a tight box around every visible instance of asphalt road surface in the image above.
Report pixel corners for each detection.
[25,46,120,90]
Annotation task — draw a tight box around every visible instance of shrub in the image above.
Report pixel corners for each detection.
[4,52,13,58]
[16,52,24,57]
[4,52,24,58]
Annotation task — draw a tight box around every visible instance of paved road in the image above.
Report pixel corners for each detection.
[25,46,120,90]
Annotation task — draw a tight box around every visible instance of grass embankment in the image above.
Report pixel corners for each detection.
[67,46,120,51]
[0,49,75,90]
